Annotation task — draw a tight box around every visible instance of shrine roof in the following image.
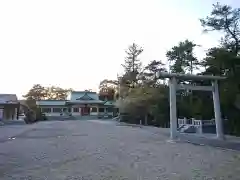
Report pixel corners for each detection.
[103,101,116,106]
[0,94,18,104]
[67,91,104,103]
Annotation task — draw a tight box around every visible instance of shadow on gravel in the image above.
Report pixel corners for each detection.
[123,123,240,151]
[178,133,240,151]
[0,120,26,126]
[12,127,90,140]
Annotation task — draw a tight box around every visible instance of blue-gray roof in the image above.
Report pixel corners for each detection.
[0,94,18,104]
[103,101,115,106]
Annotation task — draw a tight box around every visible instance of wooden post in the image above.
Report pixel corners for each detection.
[16,103,20,120]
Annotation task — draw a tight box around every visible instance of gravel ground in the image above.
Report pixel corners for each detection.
[0,120,240,180]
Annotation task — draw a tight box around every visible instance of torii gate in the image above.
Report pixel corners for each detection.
[156,72,226,140]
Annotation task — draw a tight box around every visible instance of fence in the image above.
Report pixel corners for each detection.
[178,118,216,134]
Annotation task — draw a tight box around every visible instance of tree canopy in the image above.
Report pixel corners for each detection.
[23,84,72,101]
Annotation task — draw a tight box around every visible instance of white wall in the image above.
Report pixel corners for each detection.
[41,105,114,117]
[71,106,81,116]
[90,106,98,116]
[2,105,17,120]
[98,107,114,117]
[41,106,67,117]
[90,112,98,116]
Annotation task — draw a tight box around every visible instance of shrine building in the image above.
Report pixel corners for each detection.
[36,91,117,118]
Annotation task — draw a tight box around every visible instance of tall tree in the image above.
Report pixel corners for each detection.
[200,2,240,55]
[24,84,72,100]
[166,40,200,121]
[141,60,166,87]
[144,60,166,76]
[23,84,47,100]
[121,43,143,87]
[122,43,143,73]
[200,2,240,98]
[200,2,240,77]
[202,47,236,76]
[166,40,199,74]
[200,2,240,135]
[46,86,72,100]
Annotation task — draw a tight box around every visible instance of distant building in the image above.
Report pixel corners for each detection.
[0,94,19,121]
[36,91,117,119]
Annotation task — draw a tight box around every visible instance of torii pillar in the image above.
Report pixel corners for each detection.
[169,77,178,140]
[212,80,224,139]
[156,72,226,140]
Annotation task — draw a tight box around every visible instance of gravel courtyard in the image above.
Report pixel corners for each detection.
[0,120,240,180]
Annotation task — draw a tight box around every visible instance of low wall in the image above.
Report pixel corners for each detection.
[178,118,217,134]
[72,112,81,116]
[98,112,113,116]
[44,112,63,116]
[202,125,216,134]
[90,112,98,116]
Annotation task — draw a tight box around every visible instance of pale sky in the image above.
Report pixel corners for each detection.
[0,0,239,98]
